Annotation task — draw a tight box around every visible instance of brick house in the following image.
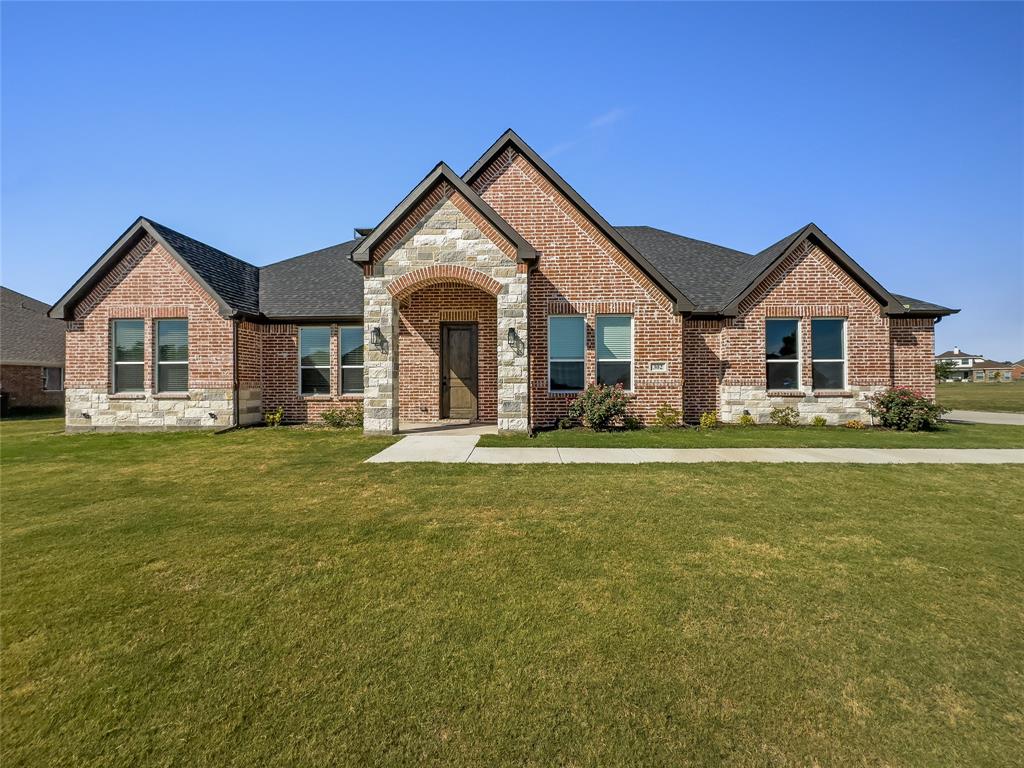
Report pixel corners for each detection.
[49,130,957,433]
[1,287,66,415]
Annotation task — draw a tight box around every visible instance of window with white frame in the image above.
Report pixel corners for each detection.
[43,367,63,392]
[548,315,585,392]
[111,319,144,393]
[596,315,632,389]
[339,326,364,394]
[299,326,331,395]
[765,318,799,390]
[811,319,846,390]
[156,319,189,392]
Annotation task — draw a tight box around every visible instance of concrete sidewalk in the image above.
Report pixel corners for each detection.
[945,410,1024,426]
[366,435,1024,464]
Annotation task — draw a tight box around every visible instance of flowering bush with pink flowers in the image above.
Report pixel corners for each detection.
[867,387,947,431]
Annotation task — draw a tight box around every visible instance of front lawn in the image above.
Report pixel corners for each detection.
[478,422,1024,448]
[937,381,1024,413]
[3,418,1023,766]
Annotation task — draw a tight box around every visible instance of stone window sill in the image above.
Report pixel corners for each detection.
[767,390,806,398]
[154,393,190,400]
[301,394,335,400]
[812,390,853,398]
[109,393,146,400]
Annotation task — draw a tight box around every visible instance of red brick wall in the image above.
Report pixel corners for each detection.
[891,317,936,398]
[260,323,363,423]
[682,320,724,421]
[397,284,497,421]
[66,236,233,390]
[0,365,63,409]
[719,241,892,390]
[472,148,683,428]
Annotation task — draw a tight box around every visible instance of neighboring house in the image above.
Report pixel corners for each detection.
[935,346,987,380]
[49,130,957,433]
[1,287,66,414]
[970,359,1023,382]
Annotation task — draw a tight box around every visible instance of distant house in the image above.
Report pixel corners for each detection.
[1,287,66,414]
[935,346,987,381]
[970,359,1023,382]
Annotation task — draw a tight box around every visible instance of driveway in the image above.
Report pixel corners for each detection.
[945,410,1024,426]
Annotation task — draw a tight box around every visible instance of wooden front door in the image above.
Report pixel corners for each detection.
[441,323,478,420]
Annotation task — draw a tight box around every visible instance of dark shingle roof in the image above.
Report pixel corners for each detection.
[890,294,957,315]
[259,239,364,319]
[1,287,65,366]
[146,219,260,316]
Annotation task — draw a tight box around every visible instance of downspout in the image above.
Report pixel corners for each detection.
[232,319,240,428]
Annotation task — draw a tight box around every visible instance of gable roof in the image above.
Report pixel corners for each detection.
[936,349,982,359]
[352,162,538,264]
[1,287,65,366]
[49,217,259,320]
[259,239,364,320]
[462,129,696,313]
[972,358,1017,370]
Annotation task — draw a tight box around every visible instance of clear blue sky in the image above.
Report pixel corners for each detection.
[3,1,1021,359]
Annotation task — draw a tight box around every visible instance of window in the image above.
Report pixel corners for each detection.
[811,319,846,390]
[299,326,331,395]
[596,315,632,389]
[43,367,63,392]
[111,319,144,392]
[156,319,189,392]
[339,326,364,394]
[548,315,585,392]
[765,318,799,390]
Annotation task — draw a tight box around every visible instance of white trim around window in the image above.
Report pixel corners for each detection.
[548,315,585,393]
[810,318,847,391]
[298,326,332,396]
[339,325,364,395]
[595,314,634,391]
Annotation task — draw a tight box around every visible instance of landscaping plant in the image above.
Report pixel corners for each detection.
[565,384,631,431]
[321,403,363,428]
[811,415,828,427]
[769,406,799,427]
[867,387,948,431]
[844,419,866,429]
[698,410,718,431]
[264,406,284,427]
[654,403,682,428]
[738,412,756,427]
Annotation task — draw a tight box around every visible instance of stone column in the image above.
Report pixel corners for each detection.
[496,272,529,433]
[363,276,399,434]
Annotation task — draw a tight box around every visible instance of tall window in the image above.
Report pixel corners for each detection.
[765,318,799,390]
[811,319,846,390]
[156,319,189,392]
[339,326,364,394]
[548,315,585,392]
[299,327,331,395]
[111,319,144,393]
[596,315,632,389]
[43,367,63,392]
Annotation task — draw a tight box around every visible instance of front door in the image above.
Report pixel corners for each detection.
[441,323,478,420]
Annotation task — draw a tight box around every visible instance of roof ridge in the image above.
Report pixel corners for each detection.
[615,225,755,258]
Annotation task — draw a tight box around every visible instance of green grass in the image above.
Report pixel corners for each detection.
[3,418,1023,767]
[478,422,1024,448]
[937,381,1024,413]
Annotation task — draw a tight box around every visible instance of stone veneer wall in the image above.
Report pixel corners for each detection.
[64,235,237,431]
[364,190,529,434]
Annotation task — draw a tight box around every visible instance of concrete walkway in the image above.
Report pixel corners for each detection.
[366,434,1024,464]
[945,410,1024,426]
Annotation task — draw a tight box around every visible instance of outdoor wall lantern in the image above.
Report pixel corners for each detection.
[507,327,524,355]
[370,326,388,353]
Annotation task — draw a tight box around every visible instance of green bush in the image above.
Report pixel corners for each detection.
[811,415,828,427]
[264,407,284,427]
[769,406,799,427]
[322,403,363,428]
[654,403,682,428]
[565,383,632,431]
[738,413,756,427]
[867,387,948,431]
[698,411,718,431]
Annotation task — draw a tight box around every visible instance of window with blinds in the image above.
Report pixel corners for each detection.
[596,315,632,390]
[340,326,364,394]
[156,319,189,392]
[548,315,585,392]
[299,327,331,395]
[111,319,144,393]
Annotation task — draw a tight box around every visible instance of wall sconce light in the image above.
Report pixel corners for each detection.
[370,326,388,353]
[507,327,524,355]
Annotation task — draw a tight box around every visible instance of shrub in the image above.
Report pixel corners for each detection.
[769,406,799,427]
[867,387,948,431]
[738,412,756,427]
[264,406,284,427]
[811,415,828,427]
[844,419,866,429]
[322,402,363,428]
[622,415,644,431]
[698,410,718,431]
[565,383,631,431]
[654,403,682,428]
